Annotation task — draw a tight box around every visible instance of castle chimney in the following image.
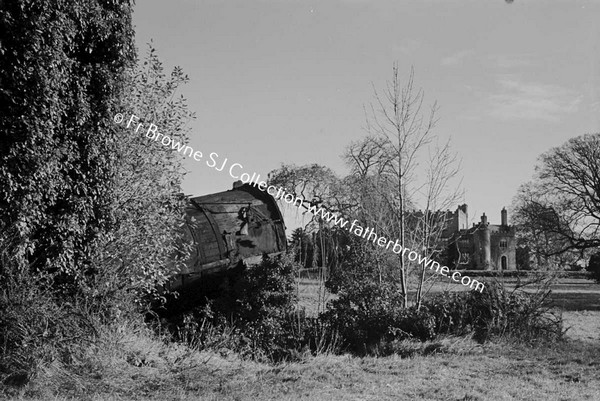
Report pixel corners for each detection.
[459,204,468,229]
[501,207,507,226]
[481,213,488,225]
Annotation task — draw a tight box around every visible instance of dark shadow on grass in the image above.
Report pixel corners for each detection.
[549,292,600,311]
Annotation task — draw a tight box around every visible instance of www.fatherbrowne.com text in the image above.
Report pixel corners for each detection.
[113,112,485,293]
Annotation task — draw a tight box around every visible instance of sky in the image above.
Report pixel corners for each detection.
[132,0,600,229]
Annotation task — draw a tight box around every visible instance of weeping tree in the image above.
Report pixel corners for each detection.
[269,164,353,313]
[268,163,354,270]
[343,136,400,285]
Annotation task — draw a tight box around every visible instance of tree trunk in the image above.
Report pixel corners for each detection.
[399,172,408,307]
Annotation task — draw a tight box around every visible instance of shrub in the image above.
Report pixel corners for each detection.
[321,289,470,355]
[413,279,564,345]
[322,277,564,356]
[319,233,410,354]
[169,252,310,362]
[0,233,153,391]
[466,280,563,344]
[0,263,100,389]
[417,291,473,337]
[320,278,412,355]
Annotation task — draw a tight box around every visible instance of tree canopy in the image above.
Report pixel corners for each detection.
[512,133,600,266]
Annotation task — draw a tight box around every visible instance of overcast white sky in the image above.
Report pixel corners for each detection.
[133,0,600,228]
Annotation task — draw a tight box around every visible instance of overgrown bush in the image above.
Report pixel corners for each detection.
[170,252,315,362]
[413,280,563,345]
[0,249,139,390]
[0,33,193,389]
[413,291,474,337]
[319,234,410,354]
[321,276,564,355]
[319,281,405,355]
[465,280,563,343]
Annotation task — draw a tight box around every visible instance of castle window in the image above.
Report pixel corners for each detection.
[500,239,507,249]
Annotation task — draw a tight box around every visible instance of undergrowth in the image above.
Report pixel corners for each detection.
[165,251,564,362]
[1,247,565,399]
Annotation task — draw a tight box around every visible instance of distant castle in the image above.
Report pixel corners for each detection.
[441,205,517,270]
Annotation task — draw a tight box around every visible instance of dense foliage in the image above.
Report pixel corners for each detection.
[1,0,135,384]
[172,252,306,362]
[321,278,563,355]
[318,234,562,354]
[0,1,573,392]
[0,1,194,386]
[0,0,135,280]
[94,44,194,304]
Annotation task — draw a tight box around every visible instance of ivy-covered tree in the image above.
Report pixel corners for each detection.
[0,0,195,306]
[0,1,196,384]
[0,0,139,385]
[0,0,135,283]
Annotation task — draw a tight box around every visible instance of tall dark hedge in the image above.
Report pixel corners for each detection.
[0,0,135,278]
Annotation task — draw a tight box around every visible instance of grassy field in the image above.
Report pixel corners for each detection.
[296,273,600,314]
[6,275,600,401]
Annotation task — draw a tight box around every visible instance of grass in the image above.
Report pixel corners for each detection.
[3,275,600,400]
[6,333,600,400]
[563,310,600,342]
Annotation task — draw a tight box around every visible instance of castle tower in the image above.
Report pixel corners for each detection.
[478,213,491,270]
[501,207,508,226]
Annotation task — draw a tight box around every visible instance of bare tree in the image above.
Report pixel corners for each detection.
[271,66,462,309]
[512,133,600,263]
[412,140,462,308]
[512,183,575,269]
[360,64,440,307]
